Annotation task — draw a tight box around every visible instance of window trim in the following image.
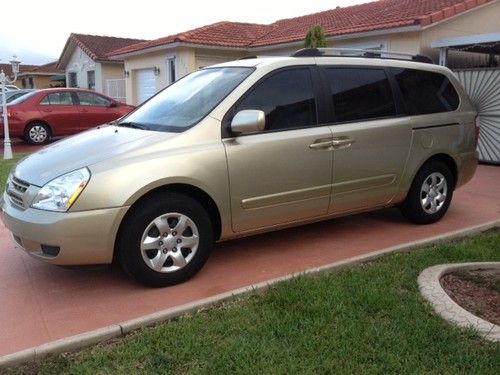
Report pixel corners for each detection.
[221,65,324,138]
[165,56,176,86]
[68,72,78,88]
[87,70,96,90]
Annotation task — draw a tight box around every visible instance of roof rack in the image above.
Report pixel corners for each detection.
[292,48,434,64]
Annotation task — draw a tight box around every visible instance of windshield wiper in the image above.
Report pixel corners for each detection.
[119,122,150,130]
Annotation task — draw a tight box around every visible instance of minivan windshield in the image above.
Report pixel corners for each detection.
[120,67,253,132]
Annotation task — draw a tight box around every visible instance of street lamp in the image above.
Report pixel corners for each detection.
[1,55,21,160]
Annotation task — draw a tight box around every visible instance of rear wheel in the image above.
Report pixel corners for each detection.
[118,192,214,287]
[24,122,51,145]
[400,160,454,224]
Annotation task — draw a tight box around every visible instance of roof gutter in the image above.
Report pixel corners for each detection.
[251,25,421,51]
[109,42,248,60]
[17,72,62,77]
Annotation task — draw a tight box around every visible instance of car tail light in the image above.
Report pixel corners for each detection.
[474,115,480,146]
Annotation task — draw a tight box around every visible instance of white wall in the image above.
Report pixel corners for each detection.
[65,47,103,92]
[123,47,198,105]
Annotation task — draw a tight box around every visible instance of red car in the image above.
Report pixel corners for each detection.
[0,88,135,144]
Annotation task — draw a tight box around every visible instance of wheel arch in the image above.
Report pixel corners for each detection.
[420,153,458,189]
[114,183,222,261]
[398,153,458,205]
[24,120,53,136]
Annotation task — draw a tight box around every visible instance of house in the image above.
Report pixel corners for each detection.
[108,23,271,105]
[0,63,39,89]
[57,33,146,102]
[108,0,500,105]
[16,62,65,89]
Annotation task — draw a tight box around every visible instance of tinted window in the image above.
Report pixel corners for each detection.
[235,69,317,131]
[392,68,459,115]
[77,92,111,107]
[40,92,74,105]
[325,68,396,123]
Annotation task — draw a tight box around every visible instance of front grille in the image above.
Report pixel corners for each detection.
[6,176,31,209]
[11,176,29,193]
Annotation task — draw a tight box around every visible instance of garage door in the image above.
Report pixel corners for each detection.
[136,69,156,104]
[456,68,500,164]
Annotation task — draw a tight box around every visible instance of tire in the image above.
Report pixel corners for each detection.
[118,192,214,287]
[24,122,51,145]
[400,160,454,224]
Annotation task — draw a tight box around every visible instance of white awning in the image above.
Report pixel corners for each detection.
[431,32,500,55]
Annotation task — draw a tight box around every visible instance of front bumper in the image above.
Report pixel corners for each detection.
[0,192,129,265]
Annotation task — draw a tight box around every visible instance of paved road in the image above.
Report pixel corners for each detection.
[0,165,499,357]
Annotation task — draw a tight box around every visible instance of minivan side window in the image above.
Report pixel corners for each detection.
[392,68,459,115]
[234,68,317,132]
[324,68,396,123]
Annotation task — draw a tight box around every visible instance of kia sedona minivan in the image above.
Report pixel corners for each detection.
[1,49,478,287]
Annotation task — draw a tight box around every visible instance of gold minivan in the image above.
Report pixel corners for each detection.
[1,50,478,286]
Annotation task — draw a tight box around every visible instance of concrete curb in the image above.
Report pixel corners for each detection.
[1,219,498,369]
[418,262,500,342]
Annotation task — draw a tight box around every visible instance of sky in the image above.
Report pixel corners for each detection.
[0,0,369,65]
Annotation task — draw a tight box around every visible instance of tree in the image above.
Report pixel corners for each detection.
[304,25,327,48]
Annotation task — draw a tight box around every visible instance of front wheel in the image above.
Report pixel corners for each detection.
[118,192,214,287]
[24,122,51,145]
[400,161,454,224]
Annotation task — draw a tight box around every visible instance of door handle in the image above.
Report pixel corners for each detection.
[42,108,52,112]
[332,137,355,148]
[309,139,333,150]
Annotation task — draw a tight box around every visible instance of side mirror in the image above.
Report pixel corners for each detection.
[108,101,117,108]
[230,110,265,135]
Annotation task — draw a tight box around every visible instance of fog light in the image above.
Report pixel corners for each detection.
[41,245,60,257]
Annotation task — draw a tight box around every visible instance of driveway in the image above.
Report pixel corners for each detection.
[0,137,57,154]
[0,165,499,357]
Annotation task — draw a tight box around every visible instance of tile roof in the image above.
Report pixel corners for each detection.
[67,33,146,61]
[18,61,64,75]
[250,0,492,47]
[109,0,492,56]
[109,22,273,56]
[0,63,39,77]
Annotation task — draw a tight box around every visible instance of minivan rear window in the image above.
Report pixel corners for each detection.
[324,68,396,123]
[391,68,459,115]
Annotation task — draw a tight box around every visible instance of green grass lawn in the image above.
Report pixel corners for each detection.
[6,232,499,374]
[0,153,27,191]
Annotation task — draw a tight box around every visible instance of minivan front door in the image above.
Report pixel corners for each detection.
[223,68,333,232]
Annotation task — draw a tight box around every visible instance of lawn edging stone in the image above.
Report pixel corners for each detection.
[418,262,500,342]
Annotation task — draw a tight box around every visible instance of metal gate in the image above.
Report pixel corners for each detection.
[455,68,500,164]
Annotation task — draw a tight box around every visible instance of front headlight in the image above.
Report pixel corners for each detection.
[31,168,90,212]
[5,172,13,193]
